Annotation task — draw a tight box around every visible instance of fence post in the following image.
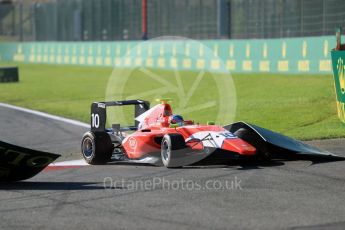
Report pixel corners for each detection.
[141,0,147,40]
[19,0,23,41]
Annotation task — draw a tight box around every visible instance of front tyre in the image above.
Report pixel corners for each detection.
[161,133,186,168]
[81,131,113,165]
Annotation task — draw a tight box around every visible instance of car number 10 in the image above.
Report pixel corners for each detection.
[91,113,100,128]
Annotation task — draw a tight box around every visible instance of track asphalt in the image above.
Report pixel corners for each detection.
[0,105,344,230]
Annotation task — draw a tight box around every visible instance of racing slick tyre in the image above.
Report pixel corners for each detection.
[234,128,271,161]
[161,133,186,168]
[81,131,113,165]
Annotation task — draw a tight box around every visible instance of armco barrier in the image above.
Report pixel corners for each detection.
[0,36,335,74]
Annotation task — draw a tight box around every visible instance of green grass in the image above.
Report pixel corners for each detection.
[0,61,344,140]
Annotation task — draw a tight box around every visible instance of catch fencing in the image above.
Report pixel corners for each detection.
[0,0,344,41]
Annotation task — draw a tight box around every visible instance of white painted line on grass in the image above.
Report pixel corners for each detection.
[0,102,89,128]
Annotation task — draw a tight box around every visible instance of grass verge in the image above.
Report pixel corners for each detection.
[0,62,344,140]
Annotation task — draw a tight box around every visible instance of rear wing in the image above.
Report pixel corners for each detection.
[90,100,150,132]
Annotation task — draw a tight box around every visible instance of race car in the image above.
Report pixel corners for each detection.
[81,99,340,168]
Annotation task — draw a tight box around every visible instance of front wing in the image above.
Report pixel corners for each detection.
[224,121,342,159]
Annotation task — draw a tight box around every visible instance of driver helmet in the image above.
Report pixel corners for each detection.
[169,114,184,126]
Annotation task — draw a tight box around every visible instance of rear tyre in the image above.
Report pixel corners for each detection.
[81,131,113,165]
[161,134,186,168]
[234,128,271,160]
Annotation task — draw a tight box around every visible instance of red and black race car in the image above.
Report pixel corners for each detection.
[81,99,340,168]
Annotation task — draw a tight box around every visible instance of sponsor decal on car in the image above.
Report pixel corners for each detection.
[128,137,137,149]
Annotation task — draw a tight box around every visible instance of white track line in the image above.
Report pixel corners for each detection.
[0,102,89,128]
[49,159,89,166]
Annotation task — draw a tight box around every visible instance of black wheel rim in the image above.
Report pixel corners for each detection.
[82,137,93,158]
